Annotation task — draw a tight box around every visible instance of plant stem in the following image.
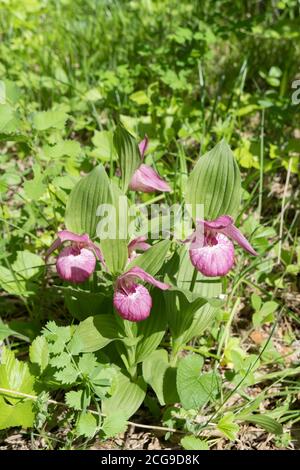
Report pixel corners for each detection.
[258,109,265,220]
[190,267,198,292]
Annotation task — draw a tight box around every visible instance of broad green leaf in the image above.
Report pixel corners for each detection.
[0,104,19,133]
[177,354,220,410]
[113,122,140,192]
[100,183,129,274]
[13,250,44,280]
[217,413,239,440]
[62,286,107,320]
[142,349,178,405]
[29,336,49,372]
[142,349,169,405]
[0,348,36,430]
[0,80,21,105]
[242,414,283,435]
[0,250,43,297]
[0,320,16,341]
[181,436,209,450]
[165,246,222,346]
[101,413,128,438]
[252,301,278,327]
[69,315,121,354]
[23,165,47,200]
[65,164,112,237]
[102,372,146,420]
[92,130,117,162]
[33,109,69,131]
[186,139,241,220]
[130,90,151,105]
[76,412,97,438]
[43,140,81,160]
[135,290,168,364]
[128,239,171,275]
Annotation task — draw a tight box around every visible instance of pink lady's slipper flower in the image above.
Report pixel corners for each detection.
[45,230,104,283]
[189,215,258,277]
[113,266,169,322]
[129,137,171,193]
[127,235,151,261]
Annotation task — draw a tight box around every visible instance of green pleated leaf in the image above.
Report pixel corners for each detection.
[186,139,241,220]
[65,164,112,238]
[113,122,141,192]
[242,414,283,435]
[100,183,129,275]
[102,372,146,420]
[164,246,222,346]
[128,239,171,275]
[135,290,168,363]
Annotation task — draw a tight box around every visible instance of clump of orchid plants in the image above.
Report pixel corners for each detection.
[45,127,259,412]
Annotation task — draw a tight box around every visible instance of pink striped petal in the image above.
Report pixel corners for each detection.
[56,246,96,283]
[189,233,234,277]
[45,231,90,260]
[203,215,233,230]
[139,136,149,159]
[113,284,152,322]
[119,266,169,291]
[129,164,171,193]
[221,224,258,256]
[128,236,151,257]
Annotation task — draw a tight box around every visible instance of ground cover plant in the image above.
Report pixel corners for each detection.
[0,0,299,451]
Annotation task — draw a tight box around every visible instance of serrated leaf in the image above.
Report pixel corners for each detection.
[113,122,140,192]
[65,390,84,411]
[49,352,71,369]
[101,412,128,438]
[76,412,97,438]
[54,364,79,384]
[29,336,49,372]
[78,353,98,375]
[186,139,241,220]
[181,436,209,450]
[65,164,112,238]
[33,110,69,131]
[217,413,239,440]
[102,372,146,420]
[177,354,220,410]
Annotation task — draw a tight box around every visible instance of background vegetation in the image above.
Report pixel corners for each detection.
[0,0,299,450]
